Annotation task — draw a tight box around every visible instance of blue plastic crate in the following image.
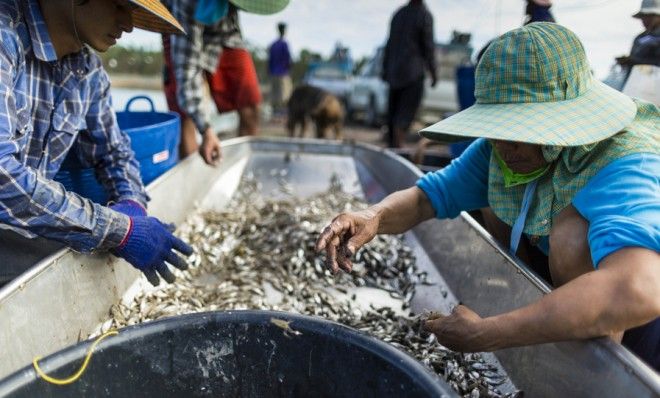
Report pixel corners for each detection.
[54,96,180,204]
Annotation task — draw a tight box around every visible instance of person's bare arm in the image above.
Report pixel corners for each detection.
[373,186,436,234]
[425,247,660,352]
[316,187,434,273]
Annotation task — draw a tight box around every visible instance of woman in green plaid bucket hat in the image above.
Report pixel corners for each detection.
[316,23,660,370]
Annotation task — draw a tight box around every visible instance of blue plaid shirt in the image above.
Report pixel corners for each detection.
[0,0,147,252]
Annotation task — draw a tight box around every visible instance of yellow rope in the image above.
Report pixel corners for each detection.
[32,330,118,385]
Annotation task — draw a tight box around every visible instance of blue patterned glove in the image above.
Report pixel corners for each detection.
[113,217,193,286]
[110,200,147,218]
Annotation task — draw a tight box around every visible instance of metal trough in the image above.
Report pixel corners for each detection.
[0,137,658,397]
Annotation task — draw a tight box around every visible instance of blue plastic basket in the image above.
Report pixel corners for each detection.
[54,96,180,204]
[456,65,476,111]
[450,66,477,158]
[116,96,180,185]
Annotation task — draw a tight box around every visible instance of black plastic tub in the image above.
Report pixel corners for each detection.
[0,311,454,398]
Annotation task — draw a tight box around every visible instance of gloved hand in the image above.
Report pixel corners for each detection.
[110,200,147,218]
[112,217,193,286]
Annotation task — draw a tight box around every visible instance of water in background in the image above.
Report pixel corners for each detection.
[110,87,239,132]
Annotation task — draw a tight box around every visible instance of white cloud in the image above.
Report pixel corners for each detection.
[119,0,645,78]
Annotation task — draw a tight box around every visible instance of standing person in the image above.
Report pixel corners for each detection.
[268,22,293,116]
[317,23,660,370]
[445,0,556,159]
[0,0,193,286]
[163,0,288,158]
[207,4,262,136]
[382,0,437,148]
[162,0,226,165]
[523,0,555,25]
[416,0,557,163]
[616,0,660,70]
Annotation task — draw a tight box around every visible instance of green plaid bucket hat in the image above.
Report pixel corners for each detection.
[228,0,289,15]
[420,23,637,146]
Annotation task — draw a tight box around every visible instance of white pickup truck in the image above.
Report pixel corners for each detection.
[349,40,472,126]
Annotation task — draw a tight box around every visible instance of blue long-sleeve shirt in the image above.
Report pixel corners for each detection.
[417,138,660,267]
[0,0,147,252]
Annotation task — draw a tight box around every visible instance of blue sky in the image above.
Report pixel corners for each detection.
[121,0,644,78]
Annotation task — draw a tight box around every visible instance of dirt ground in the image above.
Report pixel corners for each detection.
[225,115,452,166]
[259,115,388,146]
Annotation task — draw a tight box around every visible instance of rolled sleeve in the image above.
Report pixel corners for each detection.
[416,138,490,219]
[28,176,131,251]
[573,153,660,267]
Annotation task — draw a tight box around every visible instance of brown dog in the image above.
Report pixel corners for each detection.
[286,85,344,140]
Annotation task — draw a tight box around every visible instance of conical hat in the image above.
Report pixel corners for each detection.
[130,0,185,34]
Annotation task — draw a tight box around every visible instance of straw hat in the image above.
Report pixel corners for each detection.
[130,0,185,34]
[228,0,289,15]
[420,23,637,146]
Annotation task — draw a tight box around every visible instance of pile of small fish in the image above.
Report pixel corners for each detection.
[94,173,520,398]
[353,309,519,398]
